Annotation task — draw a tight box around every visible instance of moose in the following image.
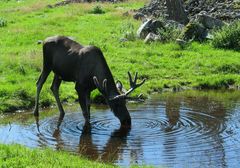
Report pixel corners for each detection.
[33,36,145,127]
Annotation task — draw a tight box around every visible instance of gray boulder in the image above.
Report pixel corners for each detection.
[137,19,165,39]
[133,12,146,21]
[164,20,185,30]
[197,14,226,29]
[144,33,161,43]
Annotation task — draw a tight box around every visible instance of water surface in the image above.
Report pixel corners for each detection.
[1,91,240,167]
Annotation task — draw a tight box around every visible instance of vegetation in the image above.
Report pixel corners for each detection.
[0,144,115,167]
[0,0,240,114]
[0,143,155,167]
[120,22,136,41]
[89,5,105,14]
[212,21,240,51]
[179,21,208,42]
[0,17,7,27]
[157,23,182,42]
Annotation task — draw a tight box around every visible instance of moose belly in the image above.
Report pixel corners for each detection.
[52,68,76,82]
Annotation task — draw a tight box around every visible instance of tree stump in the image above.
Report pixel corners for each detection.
[166,0,189,24]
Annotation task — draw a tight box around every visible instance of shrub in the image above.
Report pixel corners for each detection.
[120,22,136,41]
[212,21,240,51]
[157,24,182,42]
[89,5,105,14]
[214,63,240,74]
[0,18,7,27]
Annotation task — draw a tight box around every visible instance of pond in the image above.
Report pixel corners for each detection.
[1,90,240,167]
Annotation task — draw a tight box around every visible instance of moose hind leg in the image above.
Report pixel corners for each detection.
[33,68,51,117]
[50,74,65,120]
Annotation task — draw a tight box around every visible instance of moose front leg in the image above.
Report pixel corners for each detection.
[75,84,91,125]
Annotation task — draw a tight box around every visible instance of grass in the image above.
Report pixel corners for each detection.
[0,0,240,114]
[0,143,155,167]
[0,143,115,167]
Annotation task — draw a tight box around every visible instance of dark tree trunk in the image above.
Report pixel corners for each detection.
[166,0,189,25]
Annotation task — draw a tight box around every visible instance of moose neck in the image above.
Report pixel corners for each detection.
[92,57,133,127]
[104,74,119,100]
[95,62,120,100]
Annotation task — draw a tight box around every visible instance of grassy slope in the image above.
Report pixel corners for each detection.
[0,0,240,113]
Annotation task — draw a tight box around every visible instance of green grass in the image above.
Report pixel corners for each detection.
[0,143,115,167]
[0,0,240,113]
[0,143,154,167]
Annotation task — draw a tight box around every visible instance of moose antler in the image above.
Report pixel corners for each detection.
[125,71,145,96]
[93,76,108,97]
[110,71,146,101]
[93,72,145,101]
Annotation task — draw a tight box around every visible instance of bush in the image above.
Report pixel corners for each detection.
[157,24,182,42]
[120,22,136,41]
[89,5,105,14]
[0,18,7,27]
[212,21,240,51]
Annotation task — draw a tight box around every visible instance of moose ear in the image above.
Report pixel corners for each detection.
[116,80,124,94]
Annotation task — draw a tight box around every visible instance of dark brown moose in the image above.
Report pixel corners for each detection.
[33,36,145,127]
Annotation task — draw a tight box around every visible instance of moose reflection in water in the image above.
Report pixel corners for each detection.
[33,36,145,128]
[79,125,130,162]
[49,121,130,163]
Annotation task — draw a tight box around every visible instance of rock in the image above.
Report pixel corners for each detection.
[209,7,217,13]
[136,0,240,23]
[37,40,43,44]
[198,14,226,29]
[137,19,165,39]
[205,33,214,40]
[119,37,128,42]
[180,22,208,41]
[137,20,150,39]
[176,38,187,47]
[235,14,240,19]
[133,12,146,20]
[144,33,161,43]
[164,20,185,30]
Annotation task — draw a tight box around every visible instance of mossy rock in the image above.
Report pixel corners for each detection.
[179,22,208,41]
